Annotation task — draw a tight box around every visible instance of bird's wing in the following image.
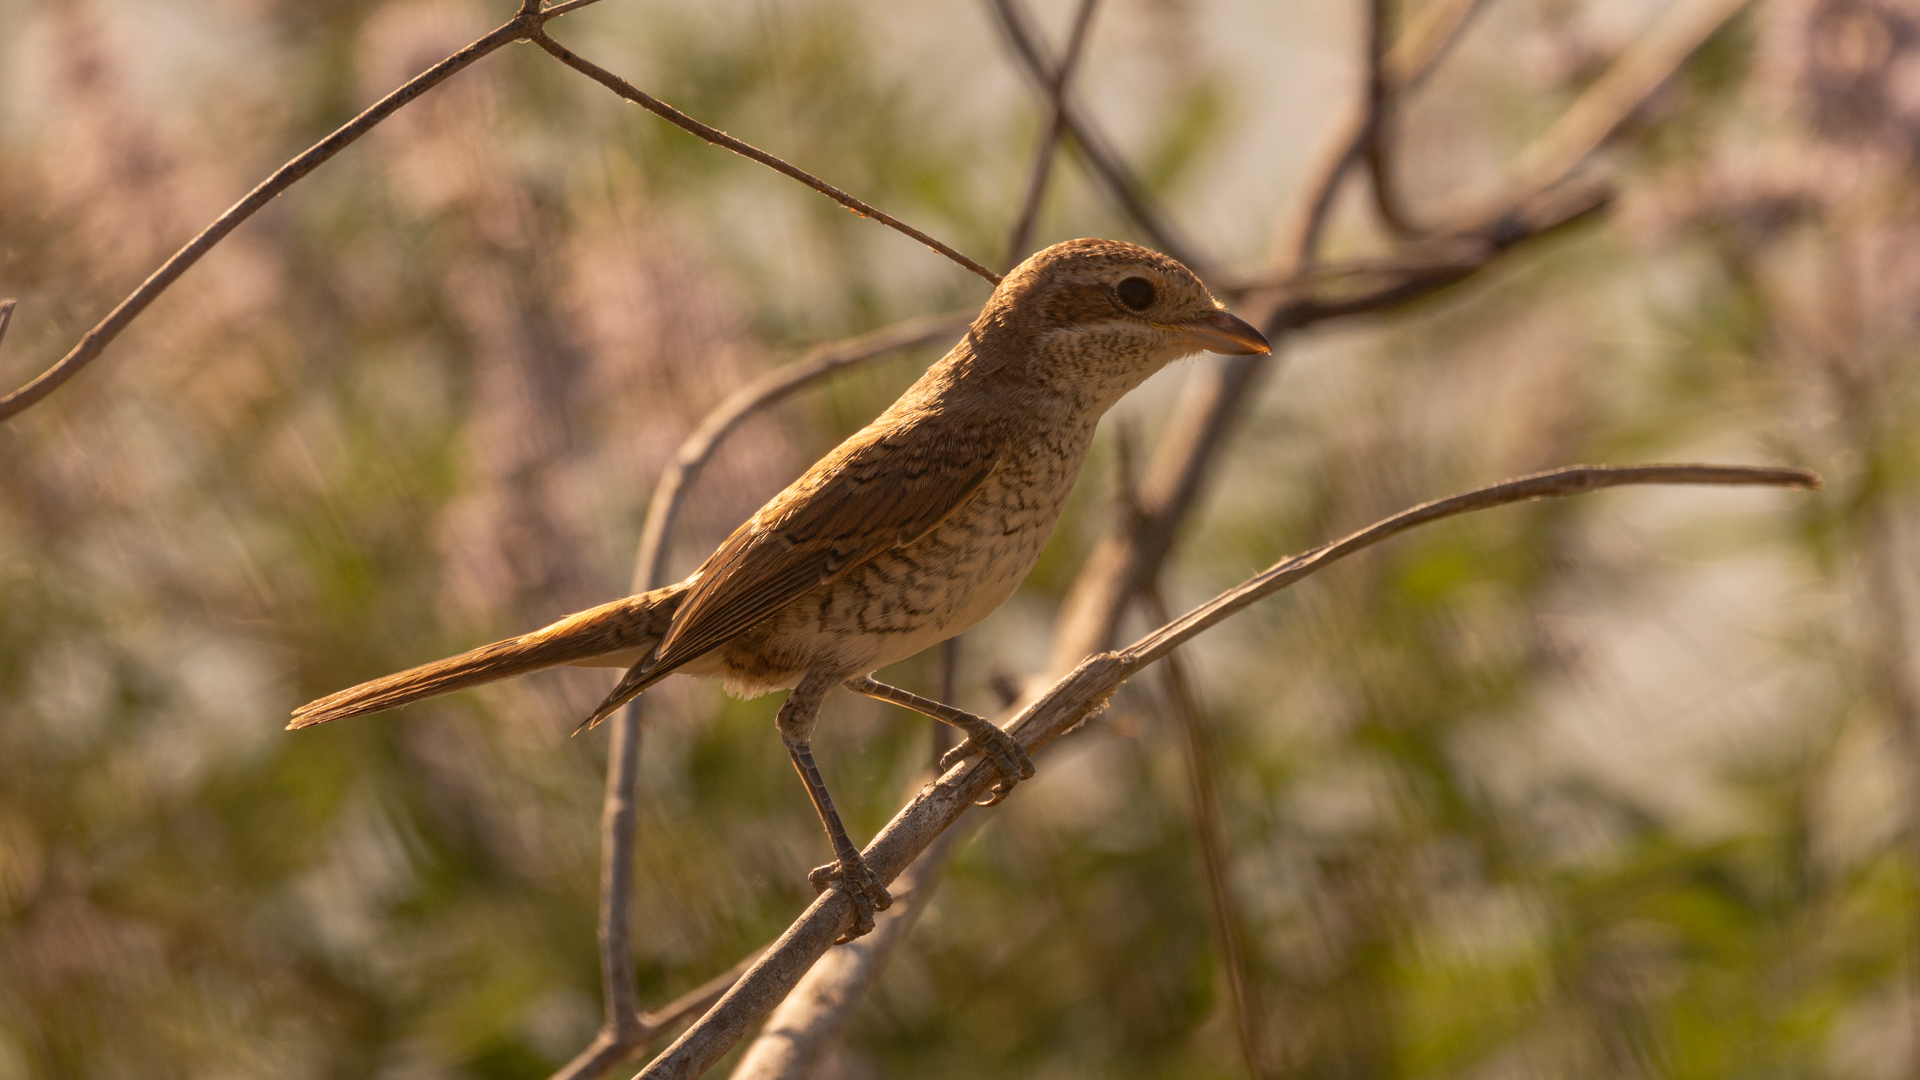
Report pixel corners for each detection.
[649,423,1005,673]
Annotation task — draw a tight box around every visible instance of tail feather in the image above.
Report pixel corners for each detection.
[289,585,686,730]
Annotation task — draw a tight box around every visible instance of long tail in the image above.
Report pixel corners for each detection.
[289,584,687,730]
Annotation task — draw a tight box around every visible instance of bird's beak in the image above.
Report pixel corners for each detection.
[1173,309,1272,356]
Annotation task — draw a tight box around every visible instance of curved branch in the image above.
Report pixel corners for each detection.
[530,31,1001,286]
[1001,0,1102,266]
[984,0,1203,269]
[631,463,1820,1079]
[0,7,555,422]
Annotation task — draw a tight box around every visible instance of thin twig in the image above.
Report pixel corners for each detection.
[530,31,1001,286]
[1362,0,1425,240]
[1144,585,1264,1080]
[1278,0,1490,269]
[631,464,1819,1079]
[1483,0,1756,217]
[550,949,764,1080]
[0,9,562,422]
[1002,0,1102,266]
[984,0,1203,269]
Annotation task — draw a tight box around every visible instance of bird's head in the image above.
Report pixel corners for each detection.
[969,238,1270,405]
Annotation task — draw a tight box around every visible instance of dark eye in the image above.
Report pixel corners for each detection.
[1116,276,1156,311]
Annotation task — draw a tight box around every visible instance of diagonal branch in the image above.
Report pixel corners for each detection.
[1280,0,1490,269]
[1362,0,1427,241]
[530,31,1001,286]
[0,6,565,423]
[984,0,1203,269]
[1002,0,1102,266]
[1491,0,1755,214]
[629,463,1819,1080]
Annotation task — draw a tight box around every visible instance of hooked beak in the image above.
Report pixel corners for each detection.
[1173,308,1271,356]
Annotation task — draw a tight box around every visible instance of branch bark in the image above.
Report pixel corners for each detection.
[1001,0,1102,267]
[530,31,1001,286]
[984,0,1203,269]
[0,7,555,422]
[629,463,1819,1080]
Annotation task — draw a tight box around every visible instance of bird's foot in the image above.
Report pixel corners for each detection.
[809,852,893,944]
[938,723,1036,806]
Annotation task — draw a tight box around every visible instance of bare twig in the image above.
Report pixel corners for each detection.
[984,0,1203,269]
[631,464,1819,1079]
[552,950,766,1080]
[1484,0,1755,216]
[1144,584,1264,1080]
[1279,0,1491,269]
[1362,0,1426,240]
[0,8,565,422]
[530,31,1001,286]
[1002,0,1102,266]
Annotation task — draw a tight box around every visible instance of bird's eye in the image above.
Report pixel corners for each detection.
[1116,276,1156,311]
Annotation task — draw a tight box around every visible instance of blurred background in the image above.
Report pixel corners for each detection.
[3,0,1919,1076]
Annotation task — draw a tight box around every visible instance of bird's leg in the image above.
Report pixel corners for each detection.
[778,671,892,944]
[843,674,1035,805]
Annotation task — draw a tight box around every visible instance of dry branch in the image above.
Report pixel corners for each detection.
[631,464,1820,1080]
[530,31,1001,286]
[985,0,1203,269]
[1002,0,1102,266]
[0,9,549,422]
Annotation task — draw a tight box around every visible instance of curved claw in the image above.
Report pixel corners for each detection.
[808,854,893,944]
[938,724,1036,806]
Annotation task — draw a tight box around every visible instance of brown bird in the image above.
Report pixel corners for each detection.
[289,238,1270,939]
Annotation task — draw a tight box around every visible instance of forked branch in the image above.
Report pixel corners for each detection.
[630,463,1820,1080]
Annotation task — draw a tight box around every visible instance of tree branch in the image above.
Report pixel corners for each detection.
[1001,0,1102,267]
[1491,0,1755,215]
[630,463,1820,1079]
[0,9,560,423]
[1278,0,1490,270]
[1144,584,1265,1080]
[529,31,1001,286]
[983,0,1203,269]
[1362,0,1426,241]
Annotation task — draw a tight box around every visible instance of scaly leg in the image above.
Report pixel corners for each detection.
[844,674,1035,805]
[778,670,891,943]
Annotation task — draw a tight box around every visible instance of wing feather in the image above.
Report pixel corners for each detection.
[648,425,1003,673]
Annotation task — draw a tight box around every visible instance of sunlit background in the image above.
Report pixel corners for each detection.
[3,0,1920,1076]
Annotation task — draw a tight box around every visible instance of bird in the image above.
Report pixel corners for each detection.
[289,237,1271,941]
